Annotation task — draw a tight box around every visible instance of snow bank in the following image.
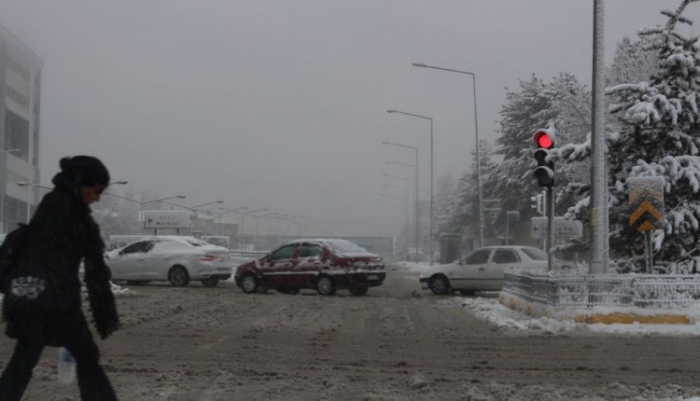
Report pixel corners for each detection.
[454,296,700,336]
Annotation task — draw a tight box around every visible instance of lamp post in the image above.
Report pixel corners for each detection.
[412,61,484,248]
[383,183,410,261]
[387,109,434,264]
[386,159,419,260]
[380,191,409,261]
[16,181,40,224]
[384,142,419,260]
[240,208,268,248]
[189,200,224,211]
[384,173,413,260]
[255,212,279,244]
[210,206,248,236]
[16,180,129,226]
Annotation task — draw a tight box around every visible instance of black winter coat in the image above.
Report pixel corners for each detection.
[1,173,119,340]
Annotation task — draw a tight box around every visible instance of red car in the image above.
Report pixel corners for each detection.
[234,239,385,296]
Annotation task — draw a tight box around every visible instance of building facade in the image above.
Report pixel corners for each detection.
[0,26,42,233]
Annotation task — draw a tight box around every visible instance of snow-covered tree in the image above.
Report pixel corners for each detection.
[491,73,591,233]
[438,139,497,241]
[567,0,700,272]
[607,36,660,88]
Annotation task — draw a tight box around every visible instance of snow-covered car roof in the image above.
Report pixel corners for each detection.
[282,238,377,257]
[114,235,228,252]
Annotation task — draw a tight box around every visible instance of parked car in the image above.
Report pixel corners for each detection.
[106,236,233,287]
[418,246,548,295]
[234,239,385,296]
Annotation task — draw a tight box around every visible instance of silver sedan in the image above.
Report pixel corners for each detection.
[106,236,233,287]
[418,246,548,295]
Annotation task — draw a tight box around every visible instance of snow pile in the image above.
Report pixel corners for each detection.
[454,296,700,336]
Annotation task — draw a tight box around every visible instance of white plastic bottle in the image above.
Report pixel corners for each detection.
[57,347,76,384]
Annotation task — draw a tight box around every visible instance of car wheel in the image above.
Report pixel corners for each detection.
[429,275,451,295]
[241,274,258,294]
[315,275,336,296]
[459,289,476,296]
[201,278,219,288]
[349,285,369,296]
[168,266,190,287]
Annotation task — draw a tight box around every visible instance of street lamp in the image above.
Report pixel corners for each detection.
[385,162,419,259]
[208,206,248,236]
[240,208,268,247]
[189,200,224,211]
[383,142,420,259]
[412,61,484,248]
[380,190,409,261]
[16,181,42,224]
[387,109,434,264]
[383,183,410,261]
[384,174,413,260]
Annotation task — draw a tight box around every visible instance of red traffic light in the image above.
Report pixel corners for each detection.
[533,129,554,149]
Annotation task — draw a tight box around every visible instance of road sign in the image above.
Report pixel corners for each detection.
[507,211,521,222]
[627,177,665,232]
[531,217,583,239]
[143,210,192,229]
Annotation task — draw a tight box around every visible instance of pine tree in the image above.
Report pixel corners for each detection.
[568,0,700,272]
[491,74,591,235]
[438,140,496,242]
[606,36,660,88]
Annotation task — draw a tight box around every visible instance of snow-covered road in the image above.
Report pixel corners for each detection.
[2,266,700,400]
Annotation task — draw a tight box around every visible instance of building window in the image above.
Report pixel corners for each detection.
[4,109,29,161]
[3,195,28,232]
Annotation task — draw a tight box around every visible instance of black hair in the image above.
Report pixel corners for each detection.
[59,156,111,187]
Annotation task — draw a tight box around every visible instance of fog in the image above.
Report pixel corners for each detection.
[0,0,688,235]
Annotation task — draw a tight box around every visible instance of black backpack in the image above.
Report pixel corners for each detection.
[0,223,60,314]
[0,224,31,293]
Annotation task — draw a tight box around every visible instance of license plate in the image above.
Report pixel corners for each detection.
[367,274,379,281]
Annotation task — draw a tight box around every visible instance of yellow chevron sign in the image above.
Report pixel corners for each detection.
[627,177,665,232]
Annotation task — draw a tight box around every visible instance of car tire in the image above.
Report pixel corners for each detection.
[201,278,219,288]
[429,275,451,295]
[315,275,336,296]
[349,285,369,296]
[459,289,476,296]
[168,266,190,287]
[241,274,258,294]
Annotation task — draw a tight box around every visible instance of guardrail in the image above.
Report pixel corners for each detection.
[503,270,700,309]
[229,249,267,266]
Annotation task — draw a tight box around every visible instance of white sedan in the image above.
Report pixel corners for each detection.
[418,246,548,295]
[106,236,233,287]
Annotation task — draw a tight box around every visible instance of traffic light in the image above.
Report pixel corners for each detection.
[530,192,545,215]
[533,129,555,187]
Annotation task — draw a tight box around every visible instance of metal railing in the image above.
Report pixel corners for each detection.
[503,271,700,309]
[229,249,267,266]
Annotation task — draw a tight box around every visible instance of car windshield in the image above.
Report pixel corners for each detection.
[326,240,369,255]
[521,247,548,261]
[185,239,211,247]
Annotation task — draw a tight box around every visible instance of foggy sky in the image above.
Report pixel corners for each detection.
[0,0,692,236]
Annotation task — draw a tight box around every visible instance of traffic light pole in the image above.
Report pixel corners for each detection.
[547,186,555,271]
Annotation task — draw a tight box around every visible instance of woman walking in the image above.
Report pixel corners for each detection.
[0,156,120,401]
